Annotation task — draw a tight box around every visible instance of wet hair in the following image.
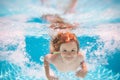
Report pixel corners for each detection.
[51,32,79,53]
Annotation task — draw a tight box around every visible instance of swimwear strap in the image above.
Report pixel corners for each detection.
[52,52,60,54]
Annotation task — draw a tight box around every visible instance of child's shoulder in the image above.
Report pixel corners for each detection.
[77,52,84,59]
[77,52,84,63]
[45,53,59,62]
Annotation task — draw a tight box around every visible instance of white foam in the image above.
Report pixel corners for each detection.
[0,0,120,79]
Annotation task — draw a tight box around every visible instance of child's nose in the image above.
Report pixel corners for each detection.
[66,52,73,55]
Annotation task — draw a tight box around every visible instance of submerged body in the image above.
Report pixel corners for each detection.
[45,52,84,72]
[44,33,87,80]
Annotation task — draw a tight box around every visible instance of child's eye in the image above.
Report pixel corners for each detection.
[63,50,67,52]
[71,50,75,52]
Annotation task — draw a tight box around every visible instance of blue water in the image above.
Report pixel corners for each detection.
[0,0,120,80]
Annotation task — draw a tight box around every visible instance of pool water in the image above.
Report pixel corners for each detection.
[0,0,120,80]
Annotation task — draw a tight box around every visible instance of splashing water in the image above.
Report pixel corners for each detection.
[0,0,120,80]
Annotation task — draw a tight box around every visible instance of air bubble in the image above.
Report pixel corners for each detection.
[40,56,44,62]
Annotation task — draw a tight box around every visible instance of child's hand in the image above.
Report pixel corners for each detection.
[47,75,59,80]
[75,69,87,78]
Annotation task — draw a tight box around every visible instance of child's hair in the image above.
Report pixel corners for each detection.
[50,32,79,53]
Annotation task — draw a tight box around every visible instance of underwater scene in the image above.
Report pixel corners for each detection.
[0,0,120,80]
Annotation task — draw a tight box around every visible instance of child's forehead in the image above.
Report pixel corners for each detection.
[60,41,77,48]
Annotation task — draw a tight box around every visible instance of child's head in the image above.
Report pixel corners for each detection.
[51,32,79,62]
[51,32,79,53]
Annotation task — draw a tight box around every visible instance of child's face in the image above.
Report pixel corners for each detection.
[60,41,78,63]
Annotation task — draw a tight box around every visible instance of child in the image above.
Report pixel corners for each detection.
[44,32,88,80]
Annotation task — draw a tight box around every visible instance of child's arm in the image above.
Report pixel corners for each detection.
[76,61,88,78]
[76,53,88,78]
[44,55,58,80]
[81,61,87,72]
[80,61,88,76]
[44,57,50,78]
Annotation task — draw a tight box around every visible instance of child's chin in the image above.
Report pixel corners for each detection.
[64,58,74,63]
[64,61,72,64]
[65,57,74,60]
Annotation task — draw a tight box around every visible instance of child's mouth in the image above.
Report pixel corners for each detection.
[65,57,73,60]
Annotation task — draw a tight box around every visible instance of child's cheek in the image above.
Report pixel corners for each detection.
[61,53,65,57]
